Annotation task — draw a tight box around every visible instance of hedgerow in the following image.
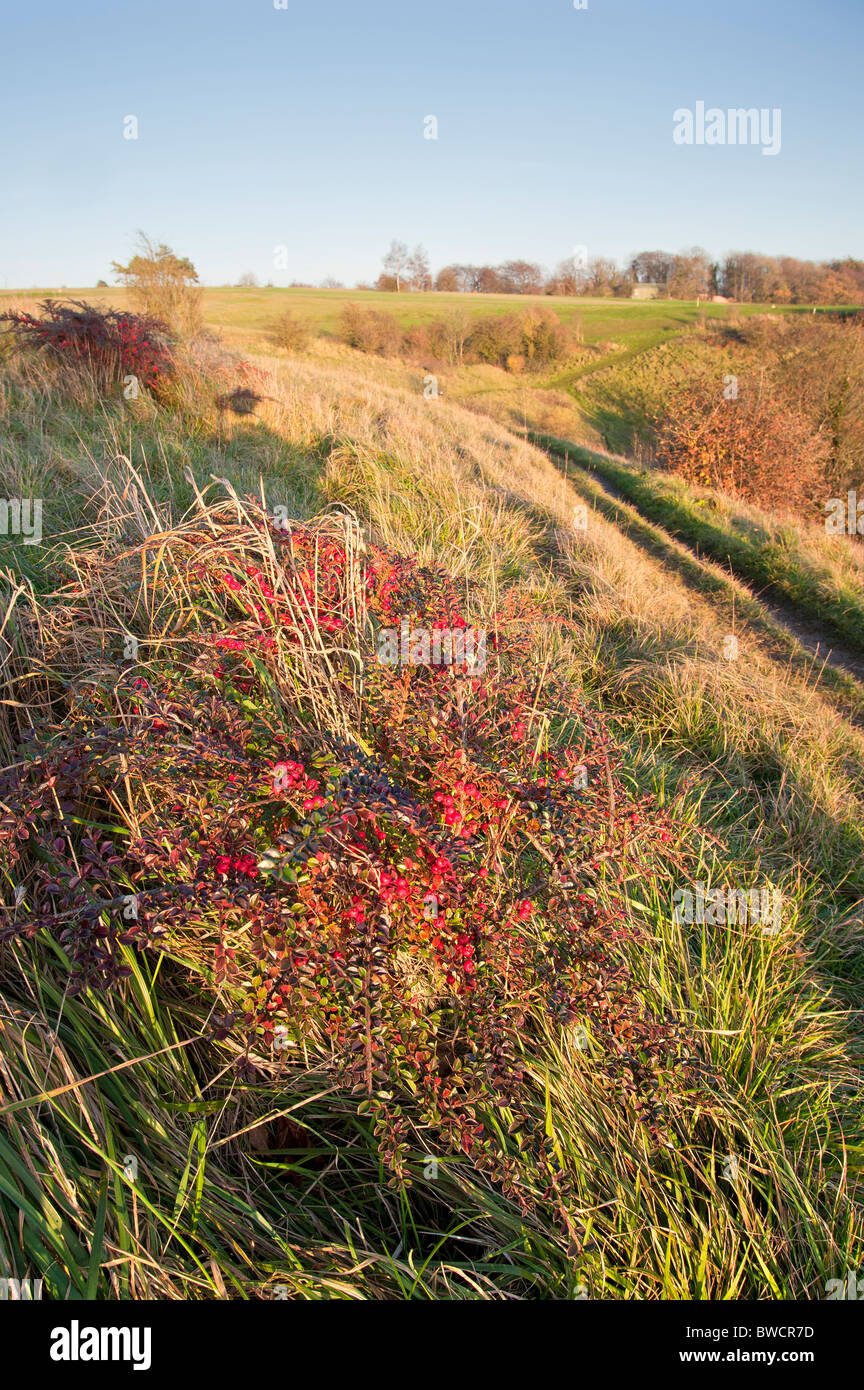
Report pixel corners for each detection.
[337,304,576,370]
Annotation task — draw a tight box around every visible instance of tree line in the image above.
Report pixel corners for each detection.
[374,240,864,304]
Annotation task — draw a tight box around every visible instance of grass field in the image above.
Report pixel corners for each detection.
[0,284,819,346]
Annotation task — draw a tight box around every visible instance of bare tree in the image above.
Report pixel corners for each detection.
[666,247,712,300]
[436,307,473,365]
[550,257,592,296]
[406,245,432,291]
[498,260,545,294]
[584,257,619,295]
[382,240,410,292]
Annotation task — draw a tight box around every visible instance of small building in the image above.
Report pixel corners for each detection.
[631,282,661,300]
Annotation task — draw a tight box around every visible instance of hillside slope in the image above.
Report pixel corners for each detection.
[0,342,862,1299]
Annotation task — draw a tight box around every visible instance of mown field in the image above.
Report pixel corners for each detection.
[0,284,814,345]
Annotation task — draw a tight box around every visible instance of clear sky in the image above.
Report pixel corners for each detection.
[1,0,861,287]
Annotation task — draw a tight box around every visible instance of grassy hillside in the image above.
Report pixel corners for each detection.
[0,326,862,1301]
[535,438,864,658]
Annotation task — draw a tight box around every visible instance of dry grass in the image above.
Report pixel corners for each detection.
[0,338,862,1299]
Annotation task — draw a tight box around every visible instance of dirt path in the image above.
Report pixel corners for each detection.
[541,441,864,722]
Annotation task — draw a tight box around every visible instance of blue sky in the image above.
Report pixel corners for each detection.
[1,0,861,286]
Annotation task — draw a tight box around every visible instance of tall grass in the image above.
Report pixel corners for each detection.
[0,339,862,1299]
[538,437,864,657]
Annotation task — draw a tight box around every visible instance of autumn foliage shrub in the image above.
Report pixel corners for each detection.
[266,310,311,353]
[0,503,693,1219]
[0,299,175,395]
[465,313,522,366]
[111,234,203,334]
[338,303,404,356]
[767,317,864,497]
[337,303,576,371]
[509,306,576,369]
[655,376,830,512]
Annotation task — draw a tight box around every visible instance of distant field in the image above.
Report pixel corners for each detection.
[0,284,826,347]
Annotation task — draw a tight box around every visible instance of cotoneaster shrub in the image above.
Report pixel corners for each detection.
[0,503,696,1228]
[0,299,176,395]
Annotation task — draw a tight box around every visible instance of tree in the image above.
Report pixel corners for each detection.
[431,307,473,365]
[723,252,786,303]
[827,258,864,303]
[382,240,410,292]
[584,256,619,295]
[666,247,711,300]
[406,245,432,291]
[628,250,676,289]
[548,257,591,296]
[476,265,506,294]
[446,264,483,293]
[498,260,544,294]
[435,266,460,293]
[112,233,202,332]
[236,272,258,287]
